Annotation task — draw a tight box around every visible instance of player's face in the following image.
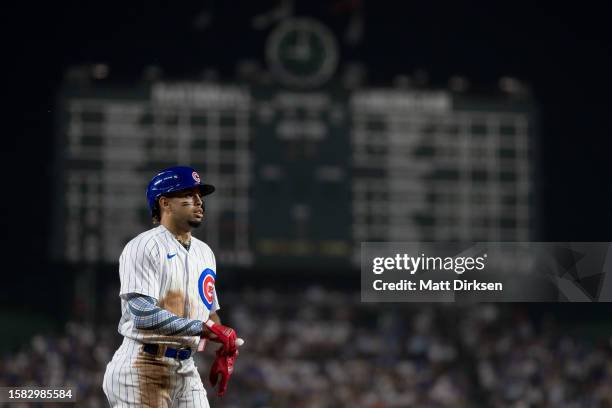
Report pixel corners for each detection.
[162,187,205,228]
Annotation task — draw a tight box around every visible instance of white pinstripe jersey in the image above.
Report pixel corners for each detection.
[117,225,220,349]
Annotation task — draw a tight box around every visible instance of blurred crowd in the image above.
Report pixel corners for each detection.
[1,287,612,407]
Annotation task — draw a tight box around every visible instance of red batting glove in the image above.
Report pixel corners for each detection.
[202,319,237,355]
[209,347,238,397]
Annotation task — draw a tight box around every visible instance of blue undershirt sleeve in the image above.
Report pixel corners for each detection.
[125,293,203,336]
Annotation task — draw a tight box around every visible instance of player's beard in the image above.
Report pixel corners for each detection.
[188,219,202,228]
[188,201,204,228]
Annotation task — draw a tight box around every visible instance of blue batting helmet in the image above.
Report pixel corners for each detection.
[146,166,215,214]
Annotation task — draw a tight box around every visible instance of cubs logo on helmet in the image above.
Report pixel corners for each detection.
[198,268,216,310]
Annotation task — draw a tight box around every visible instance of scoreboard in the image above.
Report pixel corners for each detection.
[350,91,533,262]
[52,82,534,268]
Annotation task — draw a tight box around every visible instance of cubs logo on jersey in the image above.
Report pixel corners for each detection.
[198,268,216,310]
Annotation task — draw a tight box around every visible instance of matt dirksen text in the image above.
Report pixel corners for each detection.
[373,279,503,291]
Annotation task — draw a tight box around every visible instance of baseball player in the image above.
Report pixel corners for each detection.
[103,166,241,408]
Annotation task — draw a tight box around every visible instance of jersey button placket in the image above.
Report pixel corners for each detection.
[183,249,191,319]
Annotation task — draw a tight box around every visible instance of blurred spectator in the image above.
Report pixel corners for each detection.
[1,288,611,407]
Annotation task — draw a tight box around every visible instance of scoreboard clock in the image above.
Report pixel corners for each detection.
[265,17,339,88]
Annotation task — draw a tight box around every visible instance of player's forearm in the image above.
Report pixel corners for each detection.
[209,312,221,325]
[201,312,222,337]
[126,294,203,336]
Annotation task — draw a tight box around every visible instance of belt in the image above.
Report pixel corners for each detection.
[142,344,192,360]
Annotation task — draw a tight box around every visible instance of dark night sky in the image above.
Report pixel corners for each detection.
[5,1,612,279]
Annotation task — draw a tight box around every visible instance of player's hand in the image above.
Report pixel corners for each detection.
[202,320,237,354]
[209,347,238,397]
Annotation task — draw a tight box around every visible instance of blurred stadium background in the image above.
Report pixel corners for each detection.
[4,1,612,407]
